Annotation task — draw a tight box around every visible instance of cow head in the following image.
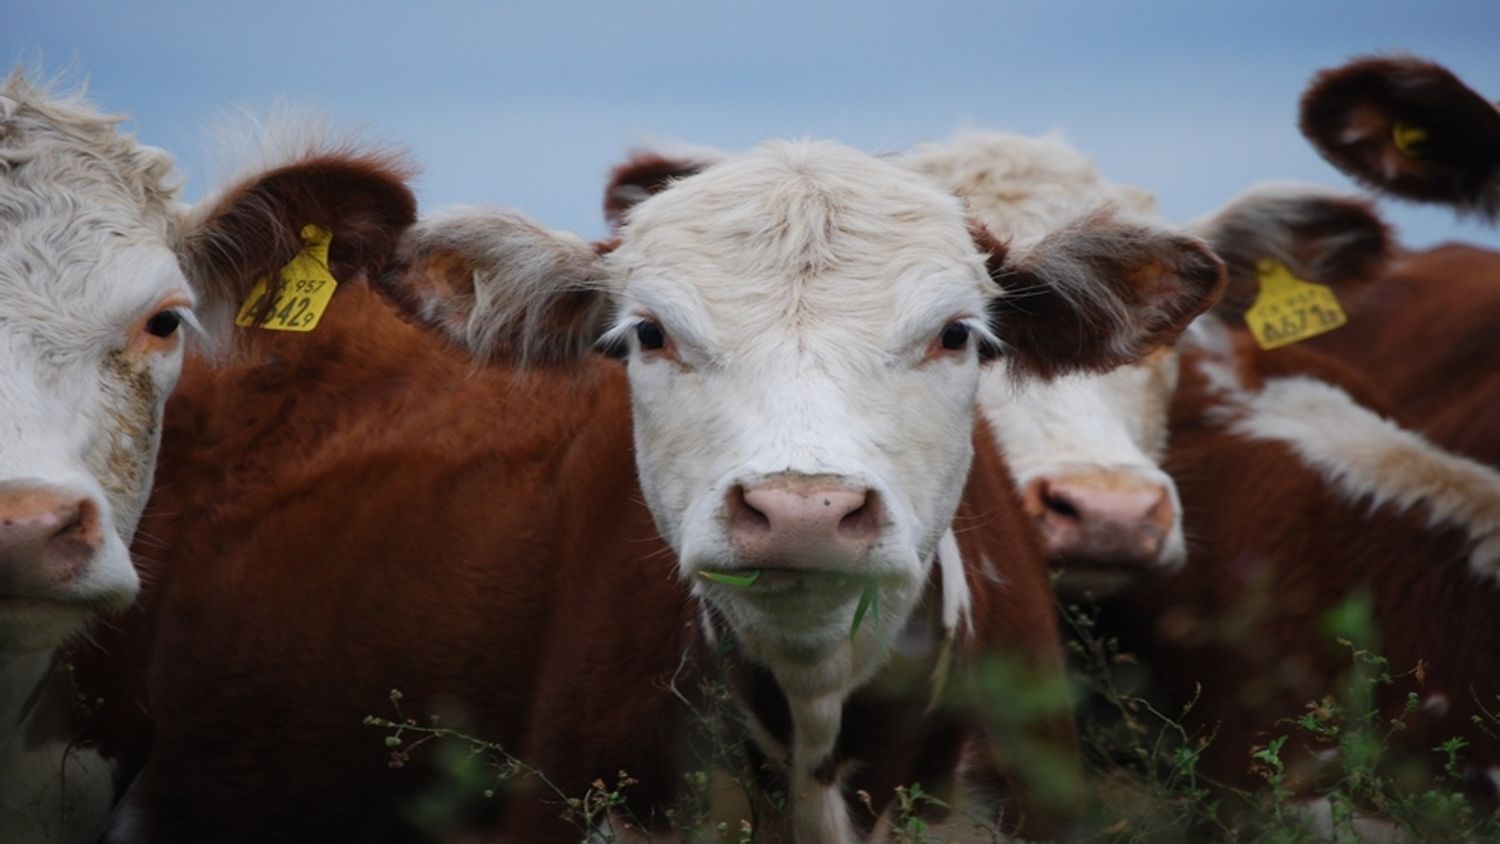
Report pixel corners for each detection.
[1301,54,1500,222]
[383,140,1222,693]
[901,131,1186,584]
[0,74,415,653]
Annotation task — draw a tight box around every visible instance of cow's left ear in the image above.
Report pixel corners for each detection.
[179,146,418,334]
[1300,55,1500,221]
[982,210,1226,379]
[378,207,615,367]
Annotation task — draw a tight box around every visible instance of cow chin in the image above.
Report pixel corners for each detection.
[0,534,138,654]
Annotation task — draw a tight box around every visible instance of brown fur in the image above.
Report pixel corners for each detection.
[117,283,1077,842]
[1115,342,1498,787]
[181,150,418,330]
[603,151,717,229]
[1300,55,1500,219]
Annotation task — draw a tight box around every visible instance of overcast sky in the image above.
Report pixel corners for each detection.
[11,0,1500,249]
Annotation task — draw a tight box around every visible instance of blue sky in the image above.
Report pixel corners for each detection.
[11,0,1500,248]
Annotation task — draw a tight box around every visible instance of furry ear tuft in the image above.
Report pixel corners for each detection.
[1300,54,1500,221]
[603,144,725,230]
[984,208,1226,379]
[1191,184,1394,318]
[179,145,418,341]
[379,207,613,367]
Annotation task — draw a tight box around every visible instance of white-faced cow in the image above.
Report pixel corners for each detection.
[604,132,1193,588]
[123,136,1223,843]
[0,72,415,843]
[1300,54,1500,221]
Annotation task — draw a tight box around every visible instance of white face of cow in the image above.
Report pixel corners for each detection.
[606,144,997,647]
[981,351,1184,579]
[0,82,190,652]
[0,77,417,655]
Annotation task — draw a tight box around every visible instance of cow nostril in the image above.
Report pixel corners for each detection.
[838,490,880,539]
[1041,488,1081,522]
[726,485,771,532]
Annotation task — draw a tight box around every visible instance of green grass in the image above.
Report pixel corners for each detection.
[364,593,1500,842]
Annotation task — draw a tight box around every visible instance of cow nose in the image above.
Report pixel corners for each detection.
[726,476,881,566]
[0,488,102,590]
[1021,473,1175,565]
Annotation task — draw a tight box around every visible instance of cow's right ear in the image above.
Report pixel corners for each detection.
[603,145,725,230]
[178,145,418,338]
[378,207,614,366]
[1300,55,1500,220]
[1190,185,1394,318]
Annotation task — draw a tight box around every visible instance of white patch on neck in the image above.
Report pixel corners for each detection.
[1,651,117,844]
[1230,376,1500,578]
[936,529,972,634]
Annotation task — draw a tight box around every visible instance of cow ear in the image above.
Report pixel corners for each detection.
[378,207,614,366]
[603,145,725,230]
[1300,55,1500,220]
[981,209,1226,379]
[179,144,418,336]
[1190,185,1394,318]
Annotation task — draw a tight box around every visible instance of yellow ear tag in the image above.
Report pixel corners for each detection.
[1244,259,1348,350]
[1392,121,1428,158]
[234,225,338,332]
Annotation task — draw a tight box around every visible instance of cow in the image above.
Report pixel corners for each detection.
[1300,54,1500,222]
[127,138,1225,842]
[1103,186,1500,804]
[0,71,416,844]
[604,132,1189,589]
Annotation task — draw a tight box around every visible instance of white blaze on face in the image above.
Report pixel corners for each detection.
[0,79,192,653]
[981,349,1186,570]
[606,141,996,654]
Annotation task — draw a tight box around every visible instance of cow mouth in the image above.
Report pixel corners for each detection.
[697,567,870,591]
[1049,558,1155,595]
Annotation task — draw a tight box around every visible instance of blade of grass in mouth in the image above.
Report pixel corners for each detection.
[698,570,761,587]
[850,578,880,638]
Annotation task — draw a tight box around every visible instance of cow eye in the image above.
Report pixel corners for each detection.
[940,323,970,350]
[636,321,667,351]
[144,310,182,339]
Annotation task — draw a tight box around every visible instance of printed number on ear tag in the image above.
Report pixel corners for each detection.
[1244,259,1348,350]
[234,225,338,332]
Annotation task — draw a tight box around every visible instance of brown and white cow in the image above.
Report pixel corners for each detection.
[126,138,1223,843]
[605,132,1191,588]
[0,72,415,843]
[1301,54,1500,222]
[1103,187,1500,796]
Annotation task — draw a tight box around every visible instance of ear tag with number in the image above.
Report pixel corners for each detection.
[1244,259,1348,350]
[234,224,338,332]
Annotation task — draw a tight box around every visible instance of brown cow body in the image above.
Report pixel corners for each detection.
[123,284,1070,842]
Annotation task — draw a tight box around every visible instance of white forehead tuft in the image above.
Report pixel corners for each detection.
[0,70,180,244]
[609,140,992,345]
[900,129,1158,242]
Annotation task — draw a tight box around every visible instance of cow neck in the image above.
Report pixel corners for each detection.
[698,551,959,837]
[1,649,117,843]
